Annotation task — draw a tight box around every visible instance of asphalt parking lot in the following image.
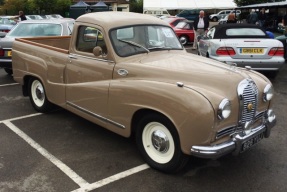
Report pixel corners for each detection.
[1,50,287,192]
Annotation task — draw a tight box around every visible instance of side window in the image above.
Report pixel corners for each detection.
[226,11,231,14]
[76,26,108,56]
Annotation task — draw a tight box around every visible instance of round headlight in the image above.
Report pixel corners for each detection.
[263,84,273,102]
[218,98,231,120]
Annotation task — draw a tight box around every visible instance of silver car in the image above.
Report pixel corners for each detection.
[0,18,74,75]
[197,24,285,77]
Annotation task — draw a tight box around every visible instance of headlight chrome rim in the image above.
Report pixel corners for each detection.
[263,84,273,102]
[218,98,231,120]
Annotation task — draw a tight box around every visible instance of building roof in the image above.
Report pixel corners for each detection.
[73,0,130,4]
[143,0,237,10]
[236,1,287,9]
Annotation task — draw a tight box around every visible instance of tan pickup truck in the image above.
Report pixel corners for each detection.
[12,12,276,173]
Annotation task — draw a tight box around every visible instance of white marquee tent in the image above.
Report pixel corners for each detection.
[143,0,237,10]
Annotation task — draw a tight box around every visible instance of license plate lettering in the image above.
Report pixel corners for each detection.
[241,132,264,152]
[241,48,263,54]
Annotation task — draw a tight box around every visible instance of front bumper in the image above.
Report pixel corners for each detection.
[190,109,276,159]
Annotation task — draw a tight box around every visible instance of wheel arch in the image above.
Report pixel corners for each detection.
[22,75,45,97]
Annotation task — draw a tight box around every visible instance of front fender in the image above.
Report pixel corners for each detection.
[107,80,215,155]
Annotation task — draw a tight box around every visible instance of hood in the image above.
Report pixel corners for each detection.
[116,52,255,104]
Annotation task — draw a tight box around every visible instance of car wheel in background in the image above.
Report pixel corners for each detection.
[212,17,218,22]
[179,36,188,45]
[136,113,189,173]
[28,78,54,112]
[4,68,13,75]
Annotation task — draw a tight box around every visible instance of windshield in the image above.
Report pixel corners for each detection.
[110,25,183,57]
[7,23,62,37]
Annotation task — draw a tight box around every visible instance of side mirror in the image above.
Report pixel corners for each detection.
[93,46,102,57]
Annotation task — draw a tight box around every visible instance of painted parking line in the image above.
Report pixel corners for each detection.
[71,164,150,192]
[1,113,150,191]
[3,120,89,188]
[0,113,43,124]
[0,83,19,87]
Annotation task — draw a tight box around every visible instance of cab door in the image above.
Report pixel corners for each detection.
[65,25,115,126]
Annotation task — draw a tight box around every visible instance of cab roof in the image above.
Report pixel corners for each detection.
[76,12,169,30]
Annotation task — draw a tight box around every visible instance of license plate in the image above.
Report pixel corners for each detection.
[241,132,264,152]
[240,48,263,54]
[7,51,12,57]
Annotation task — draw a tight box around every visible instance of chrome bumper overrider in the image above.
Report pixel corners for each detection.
[190,109,276,159]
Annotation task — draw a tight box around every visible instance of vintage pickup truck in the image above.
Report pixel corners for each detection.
[12,12,276,173]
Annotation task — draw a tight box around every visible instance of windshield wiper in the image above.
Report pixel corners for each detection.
[118,39,150,53]
[148,46,172,50]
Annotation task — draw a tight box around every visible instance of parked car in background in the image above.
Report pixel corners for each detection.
[26,15,43,20]
[176,9,200,21]
[143,9,170,18]
[161,16,187,28]
[197,24,284,77]
[47,14,63,19]
[218,15,229,25]
[218,11,241,24]
[209,10,241,22]
[0,18,74,75]
[174,20,194,45]
[0,16,16,33]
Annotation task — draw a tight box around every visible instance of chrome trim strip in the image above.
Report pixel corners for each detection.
[66,101,125,129]
[69,53,115,63]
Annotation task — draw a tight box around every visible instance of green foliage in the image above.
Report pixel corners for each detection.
[2,0,72,15]
[3,0,28,15]
[234,0,285,6]
[130,0,143,13]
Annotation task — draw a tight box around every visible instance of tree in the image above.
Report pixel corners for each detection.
[234,0,285,6]
[33,0,57,14]
[3,0,28,15]
[54,0,72,16]
[130,0,143,13]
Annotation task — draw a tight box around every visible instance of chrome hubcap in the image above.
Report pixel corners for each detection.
[151,130,169,153]
[35,85,44,100]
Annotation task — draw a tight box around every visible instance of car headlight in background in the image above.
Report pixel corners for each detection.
[263,84,273,102]
[217,98,231,120]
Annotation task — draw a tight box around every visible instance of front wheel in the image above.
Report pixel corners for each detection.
[136,113,189,173]
[212,17,218,22]
[29,78,54,112]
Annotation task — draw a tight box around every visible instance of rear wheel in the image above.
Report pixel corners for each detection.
[28,78,54,112]
[136,113,189,173]
[4,68,13,75]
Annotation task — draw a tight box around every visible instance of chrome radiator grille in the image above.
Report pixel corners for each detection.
[238,79,258,124]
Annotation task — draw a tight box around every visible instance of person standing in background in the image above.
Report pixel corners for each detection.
[282,12,287,34]
[227,13,237,23]
[192,10,209,50]
[258,8,267,28]
[247,9,258,24]
[18,11,27,21]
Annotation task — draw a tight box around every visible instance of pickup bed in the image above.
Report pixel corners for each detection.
[12,12,276,173]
